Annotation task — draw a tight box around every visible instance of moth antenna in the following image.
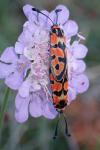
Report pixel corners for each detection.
[63,114,71,137]
[32,8,54,25]
[55,9,62,24]
[53,118,59,139]
[53,112,61,139]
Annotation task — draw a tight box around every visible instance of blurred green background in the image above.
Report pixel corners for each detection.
[0,0,100,150]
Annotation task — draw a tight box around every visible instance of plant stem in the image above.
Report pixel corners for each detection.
[0,87,10,130]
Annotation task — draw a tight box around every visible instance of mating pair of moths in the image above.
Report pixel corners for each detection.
[32,8,68,114]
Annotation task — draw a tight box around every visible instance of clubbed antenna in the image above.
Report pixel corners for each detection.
[63,115,71,137]
[55,9,62,24]
[32,7,54,25]
[53,112,71,140]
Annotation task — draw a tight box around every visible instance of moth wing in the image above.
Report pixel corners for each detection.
[50,48,66,81]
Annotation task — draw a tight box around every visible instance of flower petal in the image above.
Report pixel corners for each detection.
[42,101,57,119]
[71,60,86,74]
[15,42,24,54]
[0,63,15,79]
[5,71,23,90]
[29,94,42,117]
[55,5,69,25]
[70,74,89,93]
[64,20,78,38]
[31,81,41,92]
[68,87,76,105]
[48,10,56,27]
[39,10,49,26]
[23,4,37,22]
[18,30,33,47]
[72,42,88,58]
[23,21,37,34]
[18,79,31,97]
[15,94,30,123]
[0,47,17,63]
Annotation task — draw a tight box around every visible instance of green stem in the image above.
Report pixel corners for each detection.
[0,87,10,130]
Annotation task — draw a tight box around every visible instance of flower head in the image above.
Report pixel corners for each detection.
[0,4,89,123]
